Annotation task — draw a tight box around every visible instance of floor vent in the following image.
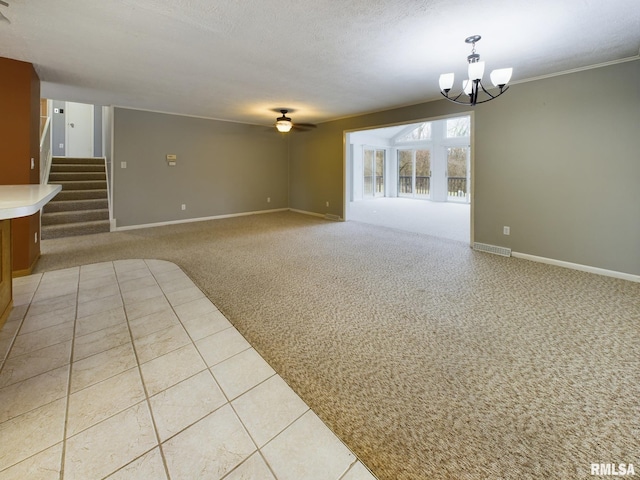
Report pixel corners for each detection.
[325,214,341,221]
[473,242,512,257]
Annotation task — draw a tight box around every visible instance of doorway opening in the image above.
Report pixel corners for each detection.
[345,114,472,244]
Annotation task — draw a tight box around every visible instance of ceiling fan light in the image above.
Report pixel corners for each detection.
[439,73,455,92]
[468,61,485,81]
[490,67,513,87]
[276,120,292,133]
[275,110,293,133]
[276,120,293,133]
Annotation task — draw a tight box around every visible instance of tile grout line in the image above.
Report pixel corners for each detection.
[0,274,46,475]
[0,274,43,374]
[155,266,378,479]
[145,261,326,480]
[1,261,376,479]
[147,259,358,480]
[115,262,173,480]
[145,260,277,479]
[58,267,81,480]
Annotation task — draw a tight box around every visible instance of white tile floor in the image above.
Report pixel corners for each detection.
[0,259,376,480]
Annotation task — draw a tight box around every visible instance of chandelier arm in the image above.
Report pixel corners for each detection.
[439,83,511,106]
[440,92,478,106]
[473,84,510,105]
[477,81,497,99]
[440,91,468,104]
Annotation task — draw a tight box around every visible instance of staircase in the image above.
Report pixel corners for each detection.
[42,157,110,239]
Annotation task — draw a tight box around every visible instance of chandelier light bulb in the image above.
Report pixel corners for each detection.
[468,61,485,81]
[463,80,473,95]
[439,73,455,92]
[490,68,513,88]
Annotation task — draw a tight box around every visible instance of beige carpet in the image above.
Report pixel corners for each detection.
[35,211,640,480]
[348,197,470,243]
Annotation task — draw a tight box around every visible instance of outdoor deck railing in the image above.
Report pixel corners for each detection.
[364,175,467,198]
[399,176,430,195]
[448,177,467,197]
[364,175,385,194]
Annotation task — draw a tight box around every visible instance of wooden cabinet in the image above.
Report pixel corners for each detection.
[0,185,61,327]
[0,56,41,275]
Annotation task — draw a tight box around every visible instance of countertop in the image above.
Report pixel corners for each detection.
[0,184,62,220]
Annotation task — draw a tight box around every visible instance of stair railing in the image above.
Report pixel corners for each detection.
[39,115,52,184]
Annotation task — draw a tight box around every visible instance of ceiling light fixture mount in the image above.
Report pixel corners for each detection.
[439,35,512,106]
[275,109,293,133]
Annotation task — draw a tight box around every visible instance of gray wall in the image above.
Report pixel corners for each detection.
[103,106,113,218]
[51,100,66,157]
[289,60,640,275]
[93,106,102,157]
[112,108,288,227]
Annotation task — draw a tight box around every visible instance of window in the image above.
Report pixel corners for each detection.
[396,122,432,142]
[446,117,470,138]
[447,147,469,201]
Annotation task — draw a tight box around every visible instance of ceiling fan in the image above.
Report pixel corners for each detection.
[274,109,316,133]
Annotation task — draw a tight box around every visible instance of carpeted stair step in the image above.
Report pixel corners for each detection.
[53,189,108,201]
[41,220,111,240]
[50,163,105,173]
[43,198,109,214]
[58,180,107,191]
[42,209,109,226]
[49,171,106,182]
[44,157,110,239]
[51,157,104,165]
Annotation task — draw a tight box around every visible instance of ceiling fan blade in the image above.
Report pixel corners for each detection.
[292,123,317,131]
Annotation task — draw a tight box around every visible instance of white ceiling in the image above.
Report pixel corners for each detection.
[1,0,638,126]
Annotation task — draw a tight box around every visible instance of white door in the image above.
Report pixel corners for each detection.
[65,102,94,158]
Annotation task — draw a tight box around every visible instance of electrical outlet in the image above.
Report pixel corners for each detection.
[59,143,64,149]
[181,204,186,211]
[267,197,271,203]
[503,226,510,235]
[326,201,329,207]
[121,162,127,169]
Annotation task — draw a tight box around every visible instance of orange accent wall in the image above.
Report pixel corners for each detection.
[0,56,41,274]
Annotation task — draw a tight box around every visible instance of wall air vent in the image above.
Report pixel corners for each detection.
[473,242,512,257]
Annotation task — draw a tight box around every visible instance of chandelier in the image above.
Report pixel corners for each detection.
[439,35,513,106]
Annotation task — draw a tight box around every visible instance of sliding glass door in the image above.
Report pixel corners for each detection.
[398,149,431,198]
[364,148,385,198]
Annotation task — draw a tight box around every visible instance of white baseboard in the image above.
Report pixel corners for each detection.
[288,208,326,219]
[114,208,289,232]
[289,208,344,221]
[512,252,640,283]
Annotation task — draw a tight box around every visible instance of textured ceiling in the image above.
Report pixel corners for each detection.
[0,0,638,126]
